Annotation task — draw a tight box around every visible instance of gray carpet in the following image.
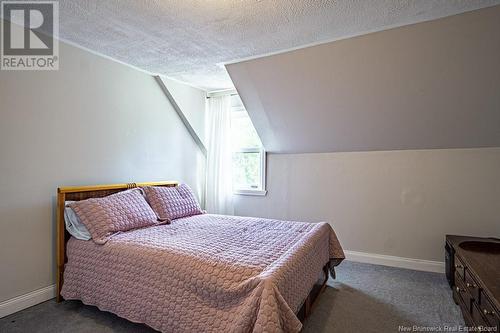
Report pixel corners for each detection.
[0,261,463,333]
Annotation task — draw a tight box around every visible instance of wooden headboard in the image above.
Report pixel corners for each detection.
[56,181,178,302]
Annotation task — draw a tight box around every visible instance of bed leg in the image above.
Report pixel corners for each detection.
[56,266,64,303]
[304,294,312,317]
[299,263,331,322]
[320,264,329,293]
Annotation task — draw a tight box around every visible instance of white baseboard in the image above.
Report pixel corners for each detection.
[0,285,55,318]
[344,250,445,273]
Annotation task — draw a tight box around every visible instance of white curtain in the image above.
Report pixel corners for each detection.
[205,95,234,215]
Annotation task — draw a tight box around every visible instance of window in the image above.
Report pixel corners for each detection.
[230,95,266,196]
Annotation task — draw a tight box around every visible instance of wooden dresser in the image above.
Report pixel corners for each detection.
[445,235,500,330]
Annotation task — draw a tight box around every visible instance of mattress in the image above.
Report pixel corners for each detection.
[61,214,344,333]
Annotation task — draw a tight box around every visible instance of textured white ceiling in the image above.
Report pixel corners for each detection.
[50,0,499,90]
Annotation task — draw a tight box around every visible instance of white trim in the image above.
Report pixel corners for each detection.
[234,189,267,196]
[232,148,267,195]
[155,76,207,156]
[235,147,261,154]
[0,285,56,318]
[0,252,442,318]
[344,250,445,273]
[260,150,266,193]
[207,89,237,97]
[55,38,152,76]
[54,37,207,92]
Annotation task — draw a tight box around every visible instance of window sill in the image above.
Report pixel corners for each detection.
[233,189,267,196]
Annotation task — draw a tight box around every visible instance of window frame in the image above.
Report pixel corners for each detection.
[232,147,267,196]
[229,96,267,196]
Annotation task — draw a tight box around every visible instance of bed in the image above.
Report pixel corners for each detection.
[56,182,345,333]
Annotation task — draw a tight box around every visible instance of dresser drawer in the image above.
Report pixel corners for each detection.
[471,301,490,329]
[479,290,500,328]
[454,273,471,312]
[454,255,465,280]
[464,269,480,301]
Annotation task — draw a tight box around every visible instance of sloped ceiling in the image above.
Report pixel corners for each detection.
[226,5,500,153]
[44,0,500,90]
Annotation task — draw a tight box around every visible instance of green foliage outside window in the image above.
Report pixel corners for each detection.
[232,152,260,189]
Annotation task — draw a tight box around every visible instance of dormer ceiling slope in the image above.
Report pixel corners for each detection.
[226,5,500,153]
[44,0,500,91]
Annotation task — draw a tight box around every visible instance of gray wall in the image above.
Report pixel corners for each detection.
[230,5,500,263]
[234,148,500,262]
[0,40,206,302]
[162,77,207,146]
[227,5,500,153]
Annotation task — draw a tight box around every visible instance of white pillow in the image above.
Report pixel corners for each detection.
[64,201,91,240]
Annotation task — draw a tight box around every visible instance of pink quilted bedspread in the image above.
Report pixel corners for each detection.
[61,214,344,333]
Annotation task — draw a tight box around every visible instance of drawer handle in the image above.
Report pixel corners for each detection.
[455,264,462,269]
[466,282,476,288]
[483,309,495,316]
[455,286,465,293]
